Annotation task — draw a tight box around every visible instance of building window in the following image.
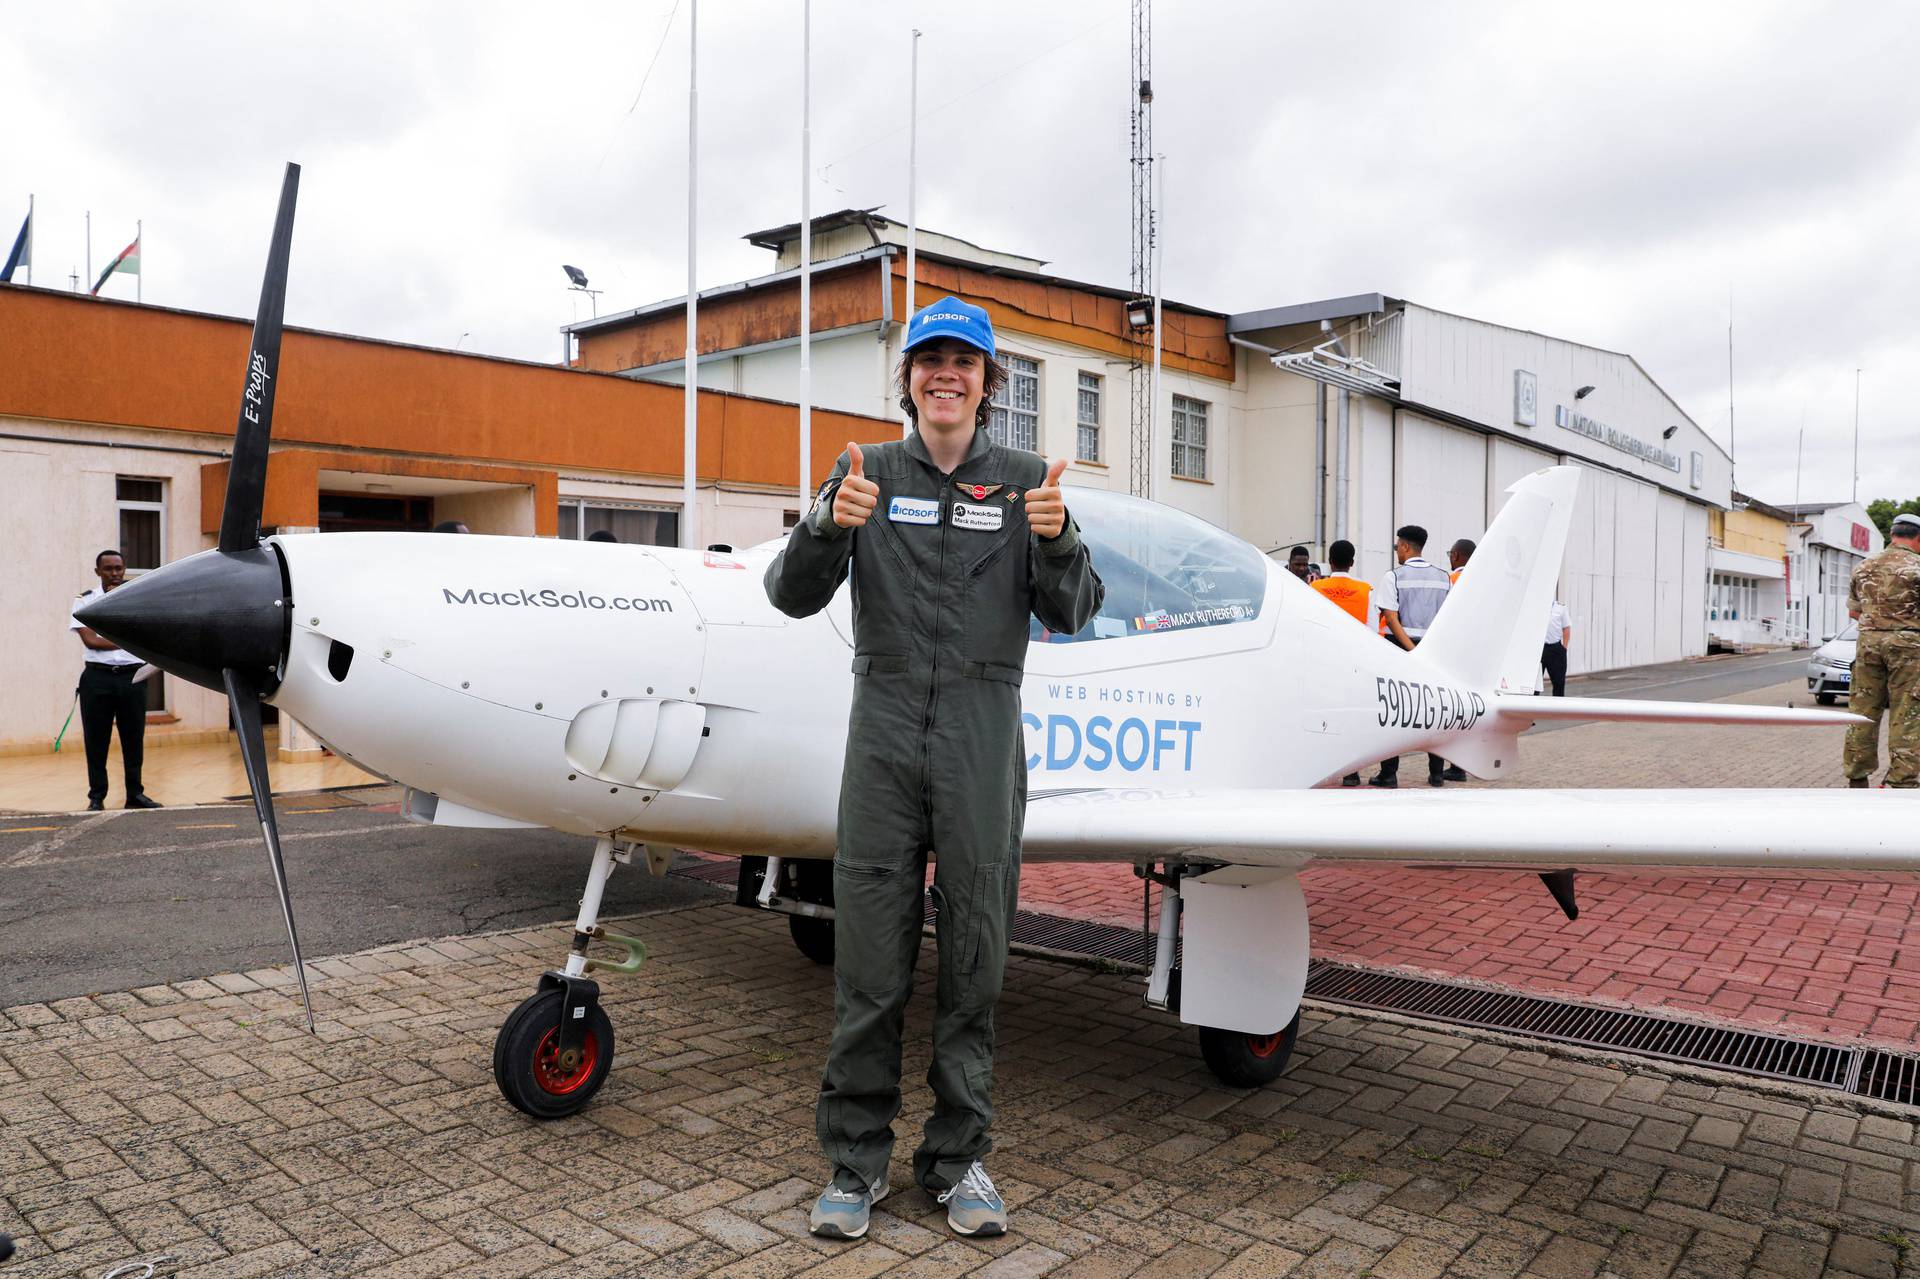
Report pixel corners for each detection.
[988,354,1040,452]
[782,510,800,529]
[114,476,169,713]
[1076,372,1102,463]
[559,499,680,547]
[115,477,165,577]
[1171,395,1209,480]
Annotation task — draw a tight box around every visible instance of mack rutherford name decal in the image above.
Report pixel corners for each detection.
[441,587,674,612]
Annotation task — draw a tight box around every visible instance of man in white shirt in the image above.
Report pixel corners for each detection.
[1542,600,1572,696]
[70,550,162,811]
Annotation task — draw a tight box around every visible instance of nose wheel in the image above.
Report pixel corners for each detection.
[494,985,615,1118]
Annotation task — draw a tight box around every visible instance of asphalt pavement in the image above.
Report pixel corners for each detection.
[0,796,723,1006]
[1525,648,1814,733]
[1566,648,1810,701]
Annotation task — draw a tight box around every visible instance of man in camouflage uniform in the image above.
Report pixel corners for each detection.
[1844,511,1920,787]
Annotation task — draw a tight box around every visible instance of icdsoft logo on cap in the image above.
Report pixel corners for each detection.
[904,295,996,359]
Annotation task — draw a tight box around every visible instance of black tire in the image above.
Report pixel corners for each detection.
[494,988,614,1119]
[1198,1011,1301,1087]
[787,859,836,965]
[1816,692,1837,705]
[789,914,835,965]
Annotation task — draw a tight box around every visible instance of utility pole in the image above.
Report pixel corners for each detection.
[798,0,813,511]
[1127,0,1154,498]
[904,28,921,438]
[682,0,700,550]
[1726,289,1736,491]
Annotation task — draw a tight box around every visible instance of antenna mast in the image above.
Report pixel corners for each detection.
[1127,0,1155,498]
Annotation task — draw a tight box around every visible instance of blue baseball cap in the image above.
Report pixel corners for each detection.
[903,296,996,359]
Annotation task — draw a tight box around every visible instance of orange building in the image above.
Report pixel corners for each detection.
[0,283,893,751]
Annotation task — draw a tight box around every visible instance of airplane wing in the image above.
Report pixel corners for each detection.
[1022,787,1920,874]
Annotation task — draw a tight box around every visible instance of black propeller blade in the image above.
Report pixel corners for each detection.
[222,162,314,1030]
[221,163,299,554]
[226,669,314,1031]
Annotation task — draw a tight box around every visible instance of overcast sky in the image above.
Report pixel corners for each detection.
[6,1,1917,508]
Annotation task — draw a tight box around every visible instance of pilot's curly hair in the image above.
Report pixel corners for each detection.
[895,346,1008,429]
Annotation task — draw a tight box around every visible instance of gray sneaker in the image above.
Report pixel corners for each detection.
[937,1161,1006,1236]
[808,1174,889,1240]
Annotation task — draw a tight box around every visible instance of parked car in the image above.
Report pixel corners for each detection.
[1806,621,1858,704]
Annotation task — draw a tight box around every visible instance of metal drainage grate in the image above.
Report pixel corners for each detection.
[1306,961,1920,1105]
[1855,1051,1920,1107]
[671,854,1920,1106]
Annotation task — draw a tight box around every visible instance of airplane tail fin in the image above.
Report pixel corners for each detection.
[1417,465,1579,695]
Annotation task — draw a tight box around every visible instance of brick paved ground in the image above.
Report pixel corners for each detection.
[7,902,1920,1278]
[1019,679,1920,1050]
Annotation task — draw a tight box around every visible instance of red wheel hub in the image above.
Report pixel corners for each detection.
[1247,1032,1285,1059]
[531,1024,600,1095]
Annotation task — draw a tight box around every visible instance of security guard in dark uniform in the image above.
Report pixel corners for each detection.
[766,297,1102,1240]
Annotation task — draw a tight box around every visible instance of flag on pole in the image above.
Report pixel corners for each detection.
[90,234,140,295]
[0,205,29,283]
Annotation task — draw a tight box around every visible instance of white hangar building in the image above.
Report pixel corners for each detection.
[1230,294,1730,676]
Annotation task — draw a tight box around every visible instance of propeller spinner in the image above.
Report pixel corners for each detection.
[74,162,315,1031]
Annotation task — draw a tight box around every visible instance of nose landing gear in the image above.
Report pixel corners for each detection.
[493,837,647,1119]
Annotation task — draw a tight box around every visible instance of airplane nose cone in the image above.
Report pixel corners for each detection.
[74,545,289,693]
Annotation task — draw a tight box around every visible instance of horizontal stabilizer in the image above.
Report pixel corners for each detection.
[1493,694,1863,729]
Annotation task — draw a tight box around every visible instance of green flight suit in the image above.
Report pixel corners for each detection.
[764,425,1103,1195]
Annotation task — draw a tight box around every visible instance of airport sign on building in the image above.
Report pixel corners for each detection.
[1555,404,1683,473]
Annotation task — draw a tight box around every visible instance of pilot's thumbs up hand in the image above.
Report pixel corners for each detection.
[1025,458,1070,540]
[833,441,880,528]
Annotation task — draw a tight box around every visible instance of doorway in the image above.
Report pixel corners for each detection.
[318,492,434,533]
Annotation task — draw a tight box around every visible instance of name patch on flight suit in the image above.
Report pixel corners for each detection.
[887,496,941,525]
[952,501,1004,531]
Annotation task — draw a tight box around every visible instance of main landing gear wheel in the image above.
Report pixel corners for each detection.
[787,858,835,965]
[494,988,614,1119]
[1198,1011,1301,1087]
[789,915,835,966]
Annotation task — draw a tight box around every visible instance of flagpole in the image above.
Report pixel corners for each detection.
[682,0,700,550]
[903,27,920,438]
[136,220,142,303]
[1852,368,1862,505]
[798,0,812,513]
[86,211,91,291]
[23,194,30,286]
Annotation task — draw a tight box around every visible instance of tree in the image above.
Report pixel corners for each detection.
[1868,497,1920,544]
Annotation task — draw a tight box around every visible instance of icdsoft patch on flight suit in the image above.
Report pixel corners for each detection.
[765,426,1103,1194]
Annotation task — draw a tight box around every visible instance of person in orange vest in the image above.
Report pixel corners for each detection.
[1311,539,1372,787]
[1448,538,1475,586]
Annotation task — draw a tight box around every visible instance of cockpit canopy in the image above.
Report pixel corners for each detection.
[1035,487,1268,644]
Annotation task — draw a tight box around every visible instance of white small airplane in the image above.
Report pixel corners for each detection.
[82,166,1917,1117]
